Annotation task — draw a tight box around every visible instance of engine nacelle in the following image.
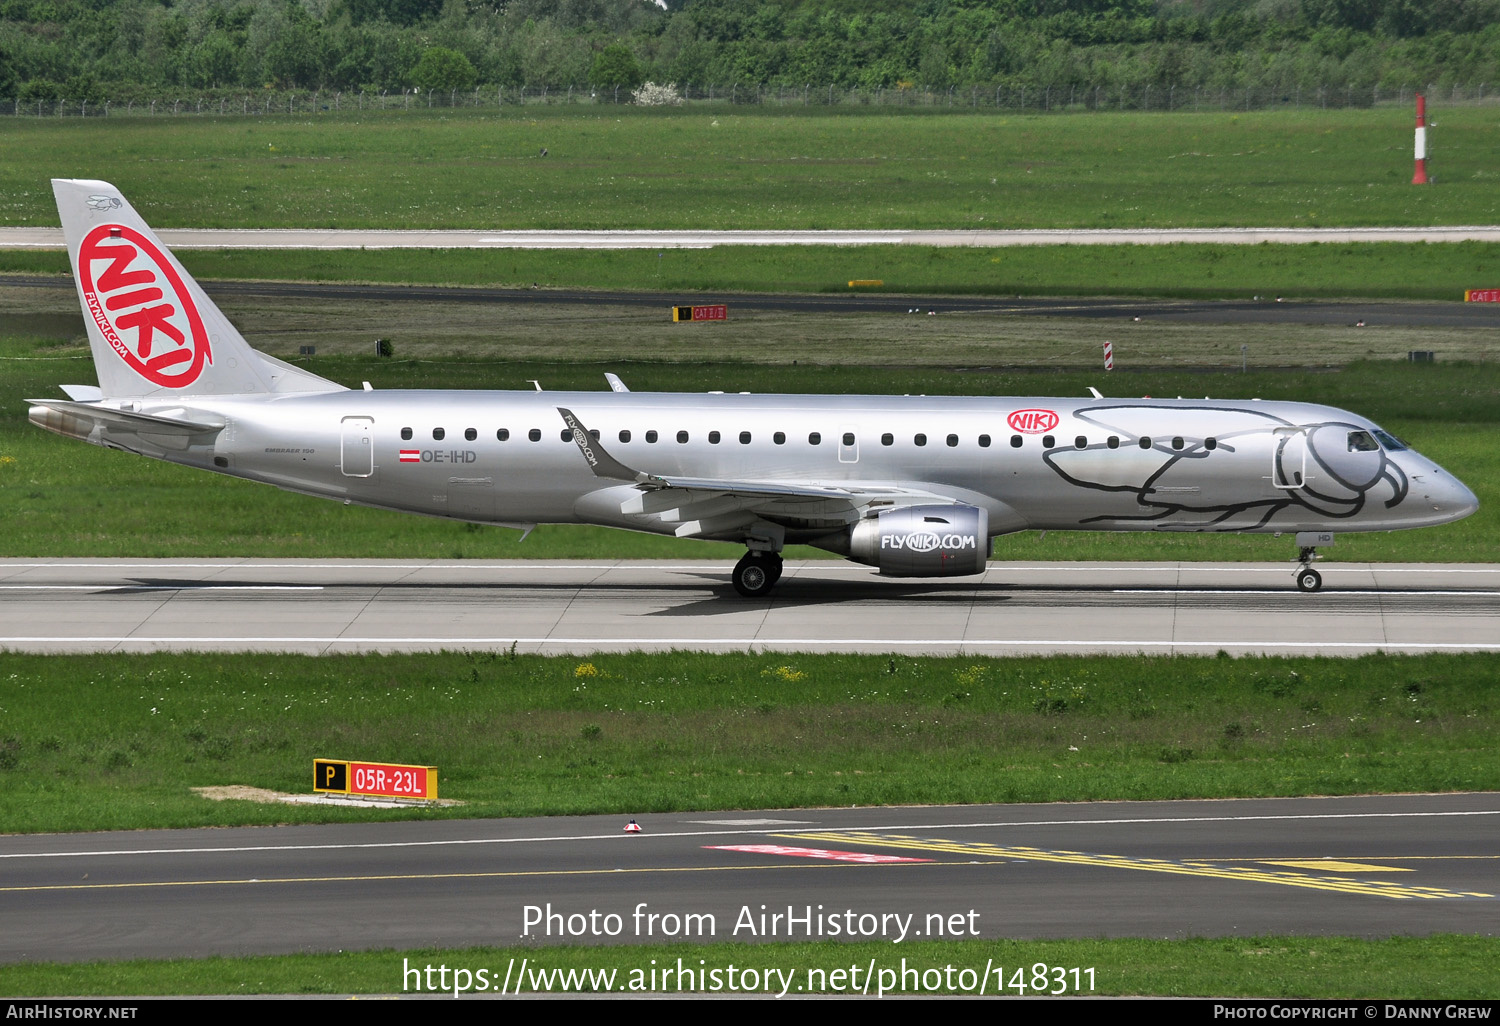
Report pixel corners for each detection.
[848,504,990,577]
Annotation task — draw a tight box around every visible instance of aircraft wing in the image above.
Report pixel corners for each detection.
[557,407,959,537]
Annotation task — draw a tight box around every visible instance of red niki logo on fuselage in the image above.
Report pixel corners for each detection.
[1007,408,1059,434]
[78,223,211,388]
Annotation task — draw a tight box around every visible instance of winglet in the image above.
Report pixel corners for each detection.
[604,373,630,393]
[556,408,654,483]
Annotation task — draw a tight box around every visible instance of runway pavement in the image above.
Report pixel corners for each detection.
[7,226,1500,249]
[2,793,1495,963]
[1,559,1497,656]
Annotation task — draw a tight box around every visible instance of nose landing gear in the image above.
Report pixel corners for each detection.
[1295,560,1323,593]
[1292,532,1332,592]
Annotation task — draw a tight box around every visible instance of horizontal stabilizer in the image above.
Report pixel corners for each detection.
[27,398,225,447]
[59,384,104,402]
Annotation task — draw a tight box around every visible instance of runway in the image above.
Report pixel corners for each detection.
[11,273,1500,333]
[7,226,1500,250]
[1,793,1495,963]
[1,559,1497,656]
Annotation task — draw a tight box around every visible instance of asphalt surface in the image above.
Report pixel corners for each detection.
[2,793,1495,964]
[2,559,1497,656]
[7,271,1500,329]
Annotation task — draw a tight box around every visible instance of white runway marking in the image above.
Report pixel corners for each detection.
[1111,589,1500,597]
[3,637,1498,651]
[4,561,1498,574]
[9,226,1500,250]
[0,585,323,592]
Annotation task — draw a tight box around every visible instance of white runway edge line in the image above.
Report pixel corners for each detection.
[0,585,323,591]
[3,562,1498,574]
[3,807,1495,861]
[8,226,1500,250]
[5,637,1499,651]
[1111,589,1500,597]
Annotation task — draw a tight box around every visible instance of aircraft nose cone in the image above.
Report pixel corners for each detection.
[1419,467,1479,522]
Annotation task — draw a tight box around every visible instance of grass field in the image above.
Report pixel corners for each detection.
[2,935,1495,997]
[3,106,1497,996]
[6,107,1500,231]
[0,649,1493,834]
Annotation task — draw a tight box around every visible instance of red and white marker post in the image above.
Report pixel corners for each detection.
[1103,340,1114,371]
[1413,94,1429,185]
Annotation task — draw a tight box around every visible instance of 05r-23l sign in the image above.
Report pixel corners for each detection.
[314,758,439,800]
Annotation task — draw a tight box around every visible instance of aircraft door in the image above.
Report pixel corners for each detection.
[340,416,375,477]
[838,427,859,464]
[1271,427,1310,489]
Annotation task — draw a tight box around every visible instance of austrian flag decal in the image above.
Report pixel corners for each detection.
[399,450,421,463]
[78,224,211,388]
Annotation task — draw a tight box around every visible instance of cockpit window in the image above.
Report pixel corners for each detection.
[1372,429,1408,452]
[1347,430,1379,452]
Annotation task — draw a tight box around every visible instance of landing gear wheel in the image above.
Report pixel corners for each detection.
[766,553,784,585]
[1295,567,1323,593]
[732,552,777,598]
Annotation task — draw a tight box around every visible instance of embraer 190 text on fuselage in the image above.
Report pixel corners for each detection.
[28,179,1478,597]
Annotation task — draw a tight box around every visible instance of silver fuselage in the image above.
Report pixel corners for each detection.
[90,388,1474,542]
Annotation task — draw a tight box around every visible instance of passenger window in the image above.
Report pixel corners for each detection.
[1010,435,1022,448]
[914,433,927,447]
[590,430,600,441]
[645,430,658,443]
[464,428,477,441]
[1347,430,1379,452]
[497,428,509,442]
[809,432,821,445]
[619,430,631,443]
[881,433,894,446]
[1074,435,1087,449]
[560,429,572,442]
[1139,436,1152,449]
[979,434,991,448]
[677,430,689,443]
[1042,434,1055,448]
[739,431,751,444]
[1172,436,1185,450]
[842,432,855,446]
[432,427,445,441]
[1107,435,1119,449]
[946,434,959,447]
[1205,437,1217,450]
[400,427,413,441]
[709,431,720,444]
[774,432,786,445]
[529,429,541,442]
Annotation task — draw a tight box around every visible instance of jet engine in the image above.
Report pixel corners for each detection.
[848,504,990,577]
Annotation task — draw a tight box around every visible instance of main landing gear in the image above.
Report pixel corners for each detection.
[732,550,784,598]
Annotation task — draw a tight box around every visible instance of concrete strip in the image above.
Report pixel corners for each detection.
[7,226,1500,250]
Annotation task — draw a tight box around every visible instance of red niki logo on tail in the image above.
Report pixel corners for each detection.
[78,224,211,388]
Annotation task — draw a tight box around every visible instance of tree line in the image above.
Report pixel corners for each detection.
[3,0,1498,105]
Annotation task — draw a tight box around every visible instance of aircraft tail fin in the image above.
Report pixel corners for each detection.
[51,178,343,399]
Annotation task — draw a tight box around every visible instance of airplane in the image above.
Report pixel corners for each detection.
[28,178,1479,598]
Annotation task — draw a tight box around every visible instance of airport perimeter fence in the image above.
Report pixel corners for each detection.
[5,80,1499,119]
